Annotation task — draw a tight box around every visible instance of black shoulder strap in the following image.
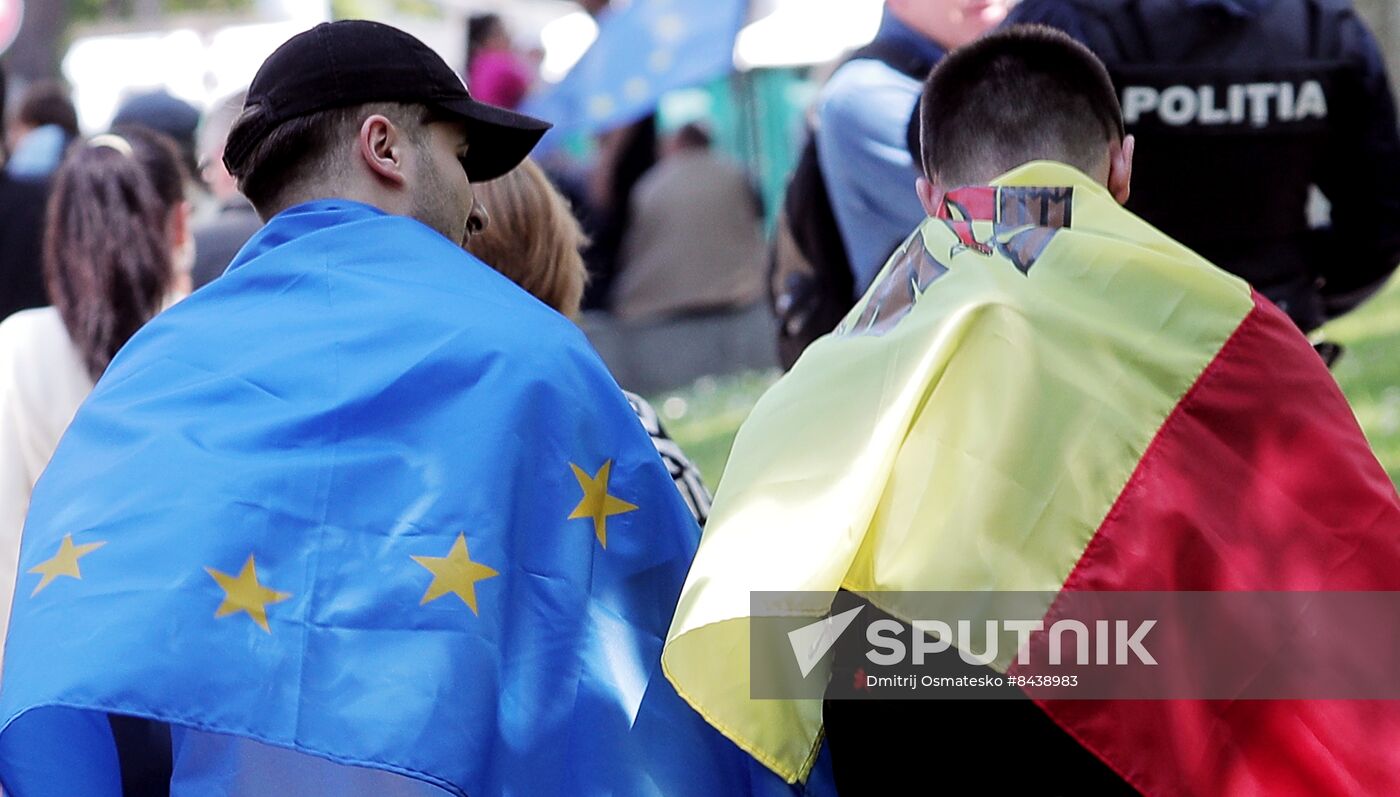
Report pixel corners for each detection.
[846,36,940,173]
[849,36,939,81]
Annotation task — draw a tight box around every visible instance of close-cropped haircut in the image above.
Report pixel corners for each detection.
[467,13,503,57]
[919,25,1125,187]
[465,158,589,319]
[226,101,428,217]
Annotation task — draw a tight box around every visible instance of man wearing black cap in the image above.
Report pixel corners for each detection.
[0,21,790,797]
[222,19,549,239]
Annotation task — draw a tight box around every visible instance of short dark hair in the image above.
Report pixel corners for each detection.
[45,126,187,380]
[18,80,80,139]
[919,25,1124,187]
[467,13,504,58]
[226,101,426,216]
[673,122,712,150]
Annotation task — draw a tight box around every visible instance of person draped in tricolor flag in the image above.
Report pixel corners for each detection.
[664,24,1400,797]
[0,20,830,797]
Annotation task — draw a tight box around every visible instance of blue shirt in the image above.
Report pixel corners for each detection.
[815,13,944,296]
[5,125,68,179]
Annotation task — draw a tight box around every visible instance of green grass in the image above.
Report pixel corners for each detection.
[649,370,780,488]
[655,279,1400,491]
[1322,278,1400,486]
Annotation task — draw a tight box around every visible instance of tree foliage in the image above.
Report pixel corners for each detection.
[71,0,254,24]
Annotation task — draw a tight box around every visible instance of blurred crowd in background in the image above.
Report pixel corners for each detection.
[1,0,1398,395]
[1,4,1398,788]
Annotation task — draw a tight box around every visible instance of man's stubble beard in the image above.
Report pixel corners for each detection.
[411,159,469,246]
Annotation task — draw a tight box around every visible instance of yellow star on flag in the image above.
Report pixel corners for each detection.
[412,533,499,614]
[206,555,291,634]
[568,460,638,548]
[29,534,106,596]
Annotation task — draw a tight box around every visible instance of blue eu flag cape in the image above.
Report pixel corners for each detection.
[0,201,831,796]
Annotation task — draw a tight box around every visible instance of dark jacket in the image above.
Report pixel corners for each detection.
[1008,0,1400,330]
[192,200,264,290]
[0,175,49,322]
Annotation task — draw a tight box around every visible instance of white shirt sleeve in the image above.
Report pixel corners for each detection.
[0,308,94,669]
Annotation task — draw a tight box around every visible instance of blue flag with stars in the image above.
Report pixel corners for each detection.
[0,201,831,796]
[525,0,748,140]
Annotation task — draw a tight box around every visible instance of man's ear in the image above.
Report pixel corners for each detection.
[357,114,409,187]
[916,175,944,218]
[1107,134,1134,205]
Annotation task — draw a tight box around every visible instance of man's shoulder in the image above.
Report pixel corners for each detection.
[167,213,585,355]
[102,247,604,429]
[0,307,65,350]
[175,207,594,370]
[338,231,600,373]
[232,210,466,285]
[816,58,922,152]
[819,58,921,113]
[0,308,80,390]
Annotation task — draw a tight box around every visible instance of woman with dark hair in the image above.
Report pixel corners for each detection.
[0,126,191,655]
[42,128,191,379]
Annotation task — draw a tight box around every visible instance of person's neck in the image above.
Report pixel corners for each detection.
[882,8,952,56]
[267,186,405,222]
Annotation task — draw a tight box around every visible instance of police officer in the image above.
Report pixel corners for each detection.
[1007,0,1400,332]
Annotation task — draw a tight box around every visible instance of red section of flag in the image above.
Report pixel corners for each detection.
[1022,293,1400,797]
[938,187,998,221]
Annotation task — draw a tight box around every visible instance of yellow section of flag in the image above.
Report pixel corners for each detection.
[662,162,1254,782]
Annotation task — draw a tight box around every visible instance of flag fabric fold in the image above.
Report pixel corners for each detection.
[662,161,1400,795]
[0,200,825,796]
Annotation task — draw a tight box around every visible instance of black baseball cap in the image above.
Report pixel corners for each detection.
[223,19,550,183]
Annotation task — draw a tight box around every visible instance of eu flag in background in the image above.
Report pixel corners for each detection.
[526,0,749,140]
[0,202,830,796]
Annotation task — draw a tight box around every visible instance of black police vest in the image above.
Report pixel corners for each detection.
[1069,0,1358,307]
